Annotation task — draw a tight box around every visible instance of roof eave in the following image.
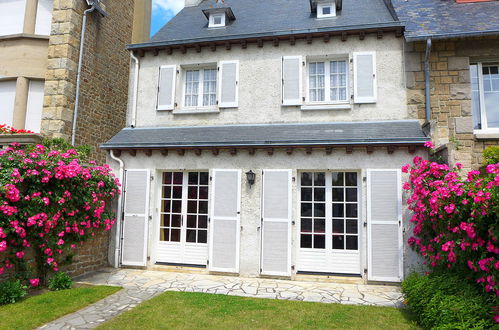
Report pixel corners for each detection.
[405,29,499,42]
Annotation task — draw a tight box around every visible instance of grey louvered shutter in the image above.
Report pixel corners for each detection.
[282,56,302,106]
[261,170,292,276]
[353,52,377,103]
[218,61,239,108]
[157,65,176,110]
[121,169,150,266]
[209,169,241,272]
[367,169,403,282]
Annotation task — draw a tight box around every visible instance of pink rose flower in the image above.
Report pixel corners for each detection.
[29,278,40,287]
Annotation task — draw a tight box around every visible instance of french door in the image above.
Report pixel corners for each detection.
[156,171,209,266]
[297,171,361,274]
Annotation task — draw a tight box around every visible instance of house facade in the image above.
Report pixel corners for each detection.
[103,0,429,282]
[391,0,499,170]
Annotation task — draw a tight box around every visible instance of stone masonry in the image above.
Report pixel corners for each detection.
[405,37,499,170]
[42,0,135,163]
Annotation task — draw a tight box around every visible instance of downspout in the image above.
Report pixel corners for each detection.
[424,38,432,123]
[109,150,125,268]
[71,6,96,146]
[130,51,140,128]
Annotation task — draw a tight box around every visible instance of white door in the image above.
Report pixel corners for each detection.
[297,171,361,274]
[156,171,209,266]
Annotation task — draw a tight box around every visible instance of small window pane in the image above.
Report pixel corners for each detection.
[199,186,209,199]
[171,215,181,228]
[314,219,326,233]
[333,219,344,234]
[187,215,196,228]
[200,172,209,185]
[314,188,325,201]
[314,203,325,217]
[161,214,170,227]
[322,6,331,15]
[163,186,172,199]
[188,186,198,199]
[187,201,197,214]
[332,172,344,186]
[314,235,326,249]
[162,200,171,213]
[173,172,183,184]
[346,188,357,202]
[163,172,172,184]
[314,172,326,186]
[301,188,313,201]
[346,220,358,234]
[333,235,344,249]
[160,228,170,241]
[171,229,181,242]
[345,173,357,186]
[172,200,182,213]
[301,172,313,186]
[188,172,198,184]
[198,230,207,243]
[301,203,313,217]
[173,186,182,199]
[332,188,344,201]
[186,229,197,243]
[301,218,313,233]
[198,216,208,229]
[346,204,358,218]
[301,234,312,248]
[333,203,344,217]
[346,236,358,250]
[199,201,208,214]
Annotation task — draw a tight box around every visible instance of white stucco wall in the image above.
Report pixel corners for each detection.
[107,147,426,280]
[132,32,408,128]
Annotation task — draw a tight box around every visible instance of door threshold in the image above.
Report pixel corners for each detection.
[155,262,206,268]
[151,263,209,274]
[294,272,365,284]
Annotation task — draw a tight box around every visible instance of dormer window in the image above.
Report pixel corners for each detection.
[317,2,336,18]
[203,7,235,29]
[310,0,341,19]
[209,13,226,28]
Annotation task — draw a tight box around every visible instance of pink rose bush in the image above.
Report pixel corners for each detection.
[0,142,120,283]
[404,156,499,297]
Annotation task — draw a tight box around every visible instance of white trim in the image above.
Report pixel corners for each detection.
[208,169,241,273]
[121,169,150,267]
[305,58,350,104]
[157,65,177,111]
[208,13,226,28]
[181,67,218,110]
[260,169,292,277]
[218,60,239,108]
[317,2,336,18]
[281,56,303,106]
[353,51,377,104]
[366,169,403,282]
[300,104,350,111]
[173,108,220,115]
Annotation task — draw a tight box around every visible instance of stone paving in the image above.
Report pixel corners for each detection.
[38,268,404,329]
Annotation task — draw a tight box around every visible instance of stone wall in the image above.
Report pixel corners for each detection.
[405,37,499,170]
[42,0,135,163]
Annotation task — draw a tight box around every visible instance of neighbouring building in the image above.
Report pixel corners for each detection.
[391,0,499,170]
[103,0,429,282]
[0,0,151,277]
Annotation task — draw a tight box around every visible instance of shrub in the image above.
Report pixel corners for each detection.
[0,141,120,283]
[402,273,496,329]
[484,146,499,165]
[48,272,73,291]
[0,279,27,305]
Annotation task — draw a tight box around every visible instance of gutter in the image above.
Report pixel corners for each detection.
[406,29,499,42]
[424,38,432,123]
[109,150,125,268]
[130,51,139,128]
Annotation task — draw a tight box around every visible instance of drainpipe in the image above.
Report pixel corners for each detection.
[424,38,432,123]
[130,51,140,128]
[109,150,125,268]
[71,5,97,146]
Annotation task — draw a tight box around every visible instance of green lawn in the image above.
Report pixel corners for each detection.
[99,291,419,329]
[0,285,121,330]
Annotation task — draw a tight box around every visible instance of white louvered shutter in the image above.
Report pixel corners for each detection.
[353,52,377,103]
[261,170,292,276]
[282,56,302,106]
[121,169,150,266]
[367,169,403,282]
[0,80,17,126]
[218,61,239,108]
[25,80,45,133]
[209,169,241,272]
[157,65,176,110]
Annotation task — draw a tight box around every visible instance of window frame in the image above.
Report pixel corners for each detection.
[472,62,499,134]
[306,58,350,105]
[317,2,336,18]
[208,13,226,28]
[181,66,218,110]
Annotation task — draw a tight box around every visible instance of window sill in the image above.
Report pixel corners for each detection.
[173,108,220,115]
[301,104,351,111]
[474,130,499,140]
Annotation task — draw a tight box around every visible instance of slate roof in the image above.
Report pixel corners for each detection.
[129,0,401,49]
[101,121,428,149]
[391,0,499,41]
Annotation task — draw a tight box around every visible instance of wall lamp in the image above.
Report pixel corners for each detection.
[246,170,256,187]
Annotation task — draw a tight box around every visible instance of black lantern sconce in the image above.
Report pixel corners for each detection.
[246,170,256,187]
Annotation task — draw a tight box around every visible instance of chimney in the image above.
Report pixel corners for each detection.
[185,0,203,7]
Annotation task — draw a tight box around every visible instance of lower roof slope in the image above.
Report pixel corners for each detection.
[101,121,428,149]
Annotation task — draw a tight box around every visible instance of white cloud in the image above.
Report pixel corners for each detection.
[152,0,184,15]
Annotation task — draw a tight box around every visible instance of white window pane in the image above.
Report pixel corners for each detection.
[0,80,17,127]
[0,0,26,36]
[484,92,499,128]
[35,0,52,35]
[317,62,325,74]
[25,80,44,133]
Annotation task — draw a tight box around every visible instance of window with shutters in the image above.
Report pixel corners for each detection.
[470,63,499,133]
[182,67,218,109]
[307,59,349,103]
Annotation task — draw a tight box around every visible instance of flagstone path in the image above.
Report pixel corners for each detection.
[38,268,404,329]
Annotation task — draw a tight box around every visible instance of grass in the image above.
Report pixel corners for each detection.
[0,285,121,330]
[99,291,419,329]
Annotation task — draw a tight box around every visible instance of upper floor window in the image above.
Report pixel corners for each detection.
[183,68,218,108]
[208,13,226,28]
[317,2,336,18]
[471,63,499,132]
[308,60,348,103]
[0,0,53,36]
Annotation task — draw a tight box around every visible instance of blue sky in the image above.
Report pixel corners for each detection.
[151,0,184,36]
